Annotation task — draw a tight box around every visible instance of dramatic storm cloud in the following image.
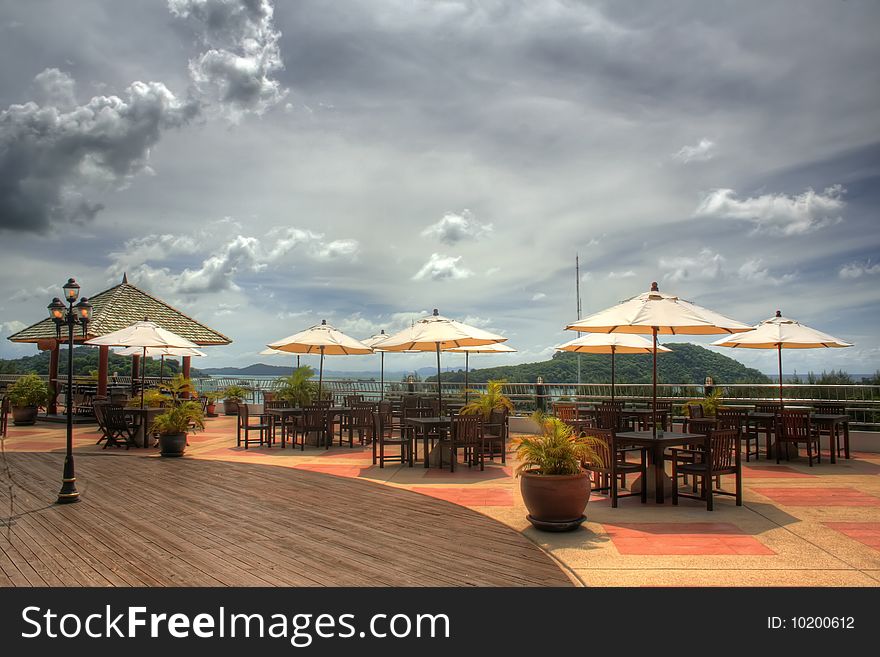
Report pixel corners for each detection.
[0,0,878,375]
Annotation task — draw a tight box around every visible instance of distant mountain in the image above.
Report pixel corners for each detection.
[428,343,770,385]
[200,363,457,378]
[0,346,205,378]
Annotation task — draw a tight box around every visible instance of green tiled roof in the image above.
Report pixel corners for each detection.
[8,280,232,346]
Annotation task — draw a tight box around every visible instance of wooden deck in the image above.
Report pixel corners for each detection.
[0,453,572,587]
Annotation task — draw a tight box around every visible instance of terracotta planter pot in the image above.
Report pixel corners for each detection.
[520,470,591,530]
[158,433,187,457]
[12,406,38,426]
[223,400,239,416]
[206,403,217,417]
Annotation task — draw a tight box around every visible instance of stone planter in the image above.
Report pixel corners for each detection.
[158,432,187,457]
[223,400,240,416]
[12,406,38,426]
[520,470,590,531]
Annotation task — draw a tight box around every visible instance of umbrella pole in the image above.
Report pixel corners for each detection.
[611,346,616,405]
[318,346,325,401]
[652,327,658,438]
[778,343,784,408]
[141,346,146,409]
[464,352,469,404]
[159,355,164,384]
[380,352,384,401]
[436,342,442,412]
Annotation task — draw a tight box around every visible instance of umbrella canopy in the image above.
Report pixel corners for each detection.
[115,346,206,357]
[712,310,853,406]
[378,309,507,409]
[564,282,751,435]
[86,320,199,407]
[555,333,670,404]
[268,320,372,399]
[446,343,517,403]
[260,346,301,369]
[361,330,391,399]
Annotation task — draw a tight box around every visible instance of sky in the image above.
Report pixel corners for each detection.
[1,0,878,377]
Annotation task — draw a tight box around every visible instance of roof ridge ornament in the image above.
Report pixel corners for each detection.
[122,272,128,284]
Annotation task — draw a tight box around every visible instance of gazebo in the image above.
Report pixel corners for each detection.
[7,274,231,412]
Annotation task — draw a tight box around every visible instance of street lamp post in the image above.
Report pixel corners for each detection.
[48,278,91,505]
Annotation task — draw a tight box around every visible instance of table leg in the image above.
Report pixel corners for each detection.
[844,421,850,459]
[423,431,430,468]
[829,422,837,464]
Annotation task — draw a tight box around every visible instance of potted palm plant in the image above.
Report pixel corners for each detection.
[276,366,317,407]
[221,384,249,415]
[7,373,49,425]
[149,400,205,457]
[203,391,222,417]
[515,412,603,531]
[461,379,514,419]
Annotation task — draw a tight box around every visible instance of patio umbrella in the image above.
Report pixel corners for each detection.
[712,310,852,407]
[86,320,199,408]
[378,309,506,410]
[554,333,670,404]
[566,282,751,435]
[267,320,372,400]
[446,342,517,403]
[361,330,391,400]
[260,347,301,369]
[115,346,206,384]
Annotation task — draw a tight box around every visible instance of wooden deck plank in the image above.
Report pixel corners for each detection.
[0,453,571,587]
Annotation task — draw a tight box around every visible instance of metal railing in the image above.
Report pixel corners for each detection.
[2,373,877,429]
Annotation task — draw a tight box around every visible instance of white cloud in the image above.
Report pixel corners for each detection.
[659,248,725,282]
[695,185,846,235]
[531,292,547,301]
[0,320,27,335]
[108,234,200,276]
[169,0,286,118]
[485,267,501,276]
[312,239,359,260]
[421,209,493,245]
[606,270,636,279]
[839,261,880,279]
[412,253,473,281]
[672,138,716,163]
[737,259,795,286]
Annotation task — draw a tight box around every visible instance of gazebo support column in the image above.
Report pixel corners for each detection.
[182,356,191,398]
[131,354,140,397]
[48,343,60,415]
[97,345,109,399]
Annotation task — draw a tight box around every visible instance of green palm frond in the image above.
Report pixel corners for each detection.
[514,412,604,476]
[461,379,514,419]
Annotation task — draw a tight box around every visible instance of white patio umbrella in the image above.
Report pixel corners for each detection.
[378,309,506,410]
[554,333,671,404]
[115,346,206,384]
[260,347,301,369]
[712,310,853,407]
[361,330,392,399]
[446,342,517,403]
[566,282,751,435]
[267,320,373,400]
[86,320,199,408]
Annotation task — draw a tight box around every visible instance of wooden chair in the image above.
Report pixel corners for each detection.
[341,403,373,447]
[372,411,414,468]
[775,409,820,466]
[480,408,508,463]
[582,428,647,508]
[448,414,484,472]
[716,408,759,462]
[554,402,589,435]
[596,401,626,431]
[102,405,137,449]
[639,401,672,432]
[237,403,270,449]
[296,406,327,450]
[814,403,847,459]
[753,402,781,458]
[671,428,742,510]
[92,400,110,445]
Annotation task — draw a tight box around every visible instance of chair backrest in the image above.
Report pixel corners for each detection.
[655,401,672,413]
[553,403,578,423]
[755,402,782,414]
[314,400,333,409]
[103,405,132,432]
[238,403,253,425]
[451,414,482,445]
[352,405,373,427]
[402,395,421,410]
[777,409,811,441]
[423,397,441,414]
[715,408,746,431]
[377,400,393,424]
[264,399,287,410]
[687,403,704,419]
[405,405,435,419]
[262,391,276,403]
[301,406,326,428]
[595,405,622,430]
[344,394,364,406]
[708,428,738,471]
[814,403,846,415]
[93,400,110,432]
[486,407,508,436]
[584,427,613,470]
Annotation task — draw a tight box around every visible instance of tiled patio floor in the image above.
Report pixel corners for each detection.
[3,415,880,587]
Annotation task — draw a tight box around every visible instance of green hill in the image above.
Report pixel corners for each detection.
[429,343,769,385]
[0,346,205,378]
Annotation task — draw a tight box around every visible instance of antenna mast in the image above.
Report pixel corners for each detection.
[576,254,582,386]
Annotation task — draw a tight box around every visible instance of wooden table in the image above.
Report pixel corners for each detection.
[615,430,706,503]
[123,407,163,448]
[403,416,452,468]
[746,412,850,463]
[265,407,352,448]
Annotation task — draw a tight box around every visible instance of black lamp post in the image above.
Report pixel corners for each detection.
[48,278,91,504]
